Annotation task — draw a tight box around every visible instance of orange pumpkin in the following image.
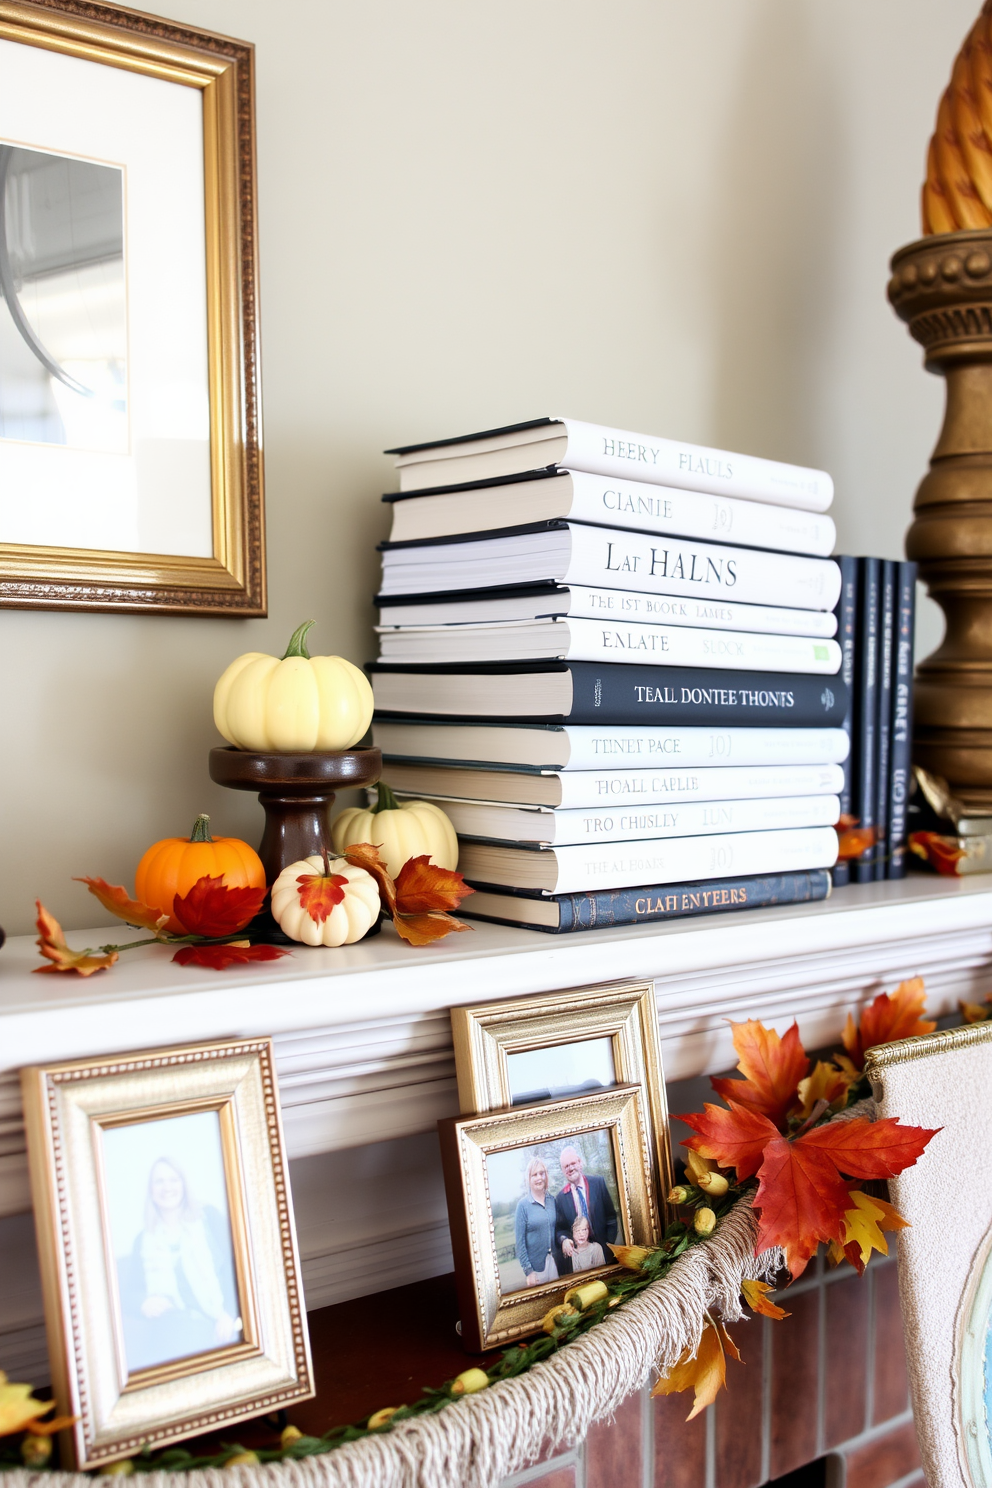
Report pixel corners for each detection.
[135,814,265,933]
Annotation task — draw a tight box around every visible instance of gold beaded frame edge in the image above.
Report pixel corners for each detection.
[20,1037,313,1469]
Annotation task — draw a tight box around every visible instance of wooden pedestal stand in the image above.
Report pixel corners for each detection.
[209,745,382,939]
[889,228,992,809]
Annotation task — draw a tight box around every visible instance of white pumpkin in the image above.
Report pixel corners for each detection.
[270,855,381,946]
[330,784,458,878]
[213,619,373,753]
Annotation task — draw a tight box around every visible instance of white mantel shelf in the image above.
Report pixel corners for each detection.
[2,874,991,1371]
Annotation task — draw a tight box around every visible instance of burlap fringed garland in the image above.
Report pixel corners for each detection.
[5,1195,784,1488]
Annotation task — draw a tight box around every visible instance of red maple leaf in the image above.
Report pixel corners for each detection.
[393,856,475,914]
[798,1116,940,1179]
[909,831,966,875]
[842,978,937,1069]
[172,876,266,937]
[679,1101,780,1181]
[710,1020,809,1128]
[296,871,347,924]
[172,943,289,970]
[752,1134,850,1276]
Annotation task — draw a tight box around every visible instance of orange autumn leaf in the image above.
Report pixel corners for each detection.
[680,1101,780,1182]
[741,1279,790,1320]
[172,875,266,937]
[393,855,475,914]
[710,1020,809,1127]
[836,1189,911,1274]
[794,1060,852,1121]
[753,1133,851,1276]
[961,1000,992,1025]
[296,870,347,924]
[842,978,936,1068]
[836,814,880,860]
[33,902,118,977]
[344,844,474,945]
[652,1318,740,1420]
[799,1115,939,1180]
[909,831,966,875]
[75,877,169,935]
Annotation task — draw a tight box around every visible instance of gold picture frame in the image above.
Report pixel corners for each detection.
[0,0,265,615]
[438,1085,661,1352]
[451,979,673,1209]
[20,1038,312,1469]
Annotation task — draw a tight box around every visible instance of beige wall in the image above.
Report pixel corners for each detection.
[0,0,975,937]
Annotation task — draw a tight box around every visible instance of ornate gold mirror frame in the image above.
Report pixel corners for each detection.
[0,0,265,615]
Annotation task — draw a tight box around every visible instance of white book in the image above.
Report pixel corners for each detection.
[387,416,833,511]
[379,522,842,611]
[375,616,842,674]
[457,824,841,894]
[407,792,840,847]
[377,584,838,638]
[379,759,845,808]
[386,469,837,554]
[372,720,851,771]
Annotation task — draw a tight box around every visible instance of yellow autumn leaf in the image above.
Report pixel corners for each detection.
[841,1189,910,1268]
[794,1060,852,1121]
[742,1278,791,1320]
[0,1374,56,1438]
[652,1318,740,1420]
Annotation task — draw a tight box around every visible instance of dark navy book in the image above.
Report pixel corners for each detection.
[853,559,880,884]
[874,561,896,881]
[888,561,917,878]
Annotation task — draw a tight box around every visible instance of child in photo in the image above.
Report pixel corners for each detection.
[567,1213,606,1273]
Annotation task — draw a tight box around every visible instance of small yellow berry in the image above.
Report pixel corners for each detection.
[668,1185,691,1205]
[98,1461,135,1476]
[280,1425,304,1448]
[563,1280,609,1310]
[367,1407,399,1429]
[450,1368,489,1396]
[696,1170,729,1196]
[693,1206,717,1237]
[21,1435,53,1468]
[224,1451,259,1468]
[540,1303,578,1334]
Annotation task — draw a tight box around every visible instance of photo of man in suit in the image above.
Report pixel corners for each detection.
[554,1144,618,1270]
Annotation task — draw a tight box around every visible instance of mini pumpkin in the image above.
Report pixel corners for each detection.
[330,783,458,878]
[135,815,265,934]
[270,855,381,946]
[213,619,374,753]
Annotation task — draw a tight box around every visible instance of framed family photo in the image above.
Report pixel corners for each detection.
[21,1038,312,1469]
[451,979,673,1207]
[439,1085,660,1352]
[0,0,265,614]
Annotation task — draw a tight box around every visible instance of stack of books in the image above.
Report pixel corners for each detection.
[831,556,917,884]
[369,416,852,932]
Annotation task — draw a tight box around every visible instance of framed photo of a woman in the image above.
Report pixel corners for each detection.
[0,0,265,615]
[21,1039,312,1469]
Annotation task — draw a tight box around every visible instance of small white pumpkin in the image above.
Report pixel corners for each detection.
[330,783,458,878]
[213,619,373,753]
[270,854,380,946]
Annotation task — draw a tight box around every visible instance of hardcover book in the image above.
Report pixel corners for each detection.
[830,555,858,887]
[853,558,880,884]
[887,561,917,879]
[378,521,843,612]
[460,869,832,932]
[874,561,896,881]
[369,661,850,727]
[384,468,837,554]
[385,416,834,511]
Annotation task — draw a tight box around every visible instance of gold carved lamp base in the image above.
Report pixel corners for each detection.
[889,228,992,811]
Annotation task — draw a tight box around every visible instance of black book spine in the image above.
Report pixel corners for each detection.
[888,561,917,879]
[463,870,831,932]
[854,558,880,884]
[874,561,896,881]
[565,662,848,726]
[831,556,858,888]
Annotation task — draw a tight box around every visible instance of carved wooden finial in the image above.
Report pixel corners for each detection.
[923,4,992,234]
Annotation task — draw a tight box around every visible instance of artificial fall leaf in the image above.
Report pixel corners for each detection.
[172,942,289,970]
[685,1149,720,1185]
[0,1375,56,1438]
[21,1415,77,1436]
[842,978,936,1069]
[837,1189,911,1273]
[75,877,169,934]
[296,871,347,924]
[752,1133,851,1276]
[393,855,475,914]
[344,844,474,945]
[172,875,266,937]
[794,1061,853,1122]
[33,902,118,977]
[909,831,966,875]
[799,1115,939,1180]
[741,1279,790,1320]
[961,1000,992,1025]
[710,1020,809,1128]
[680,1101,780,1182]
[651,1319,741,1420]
[836,814,880,860]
